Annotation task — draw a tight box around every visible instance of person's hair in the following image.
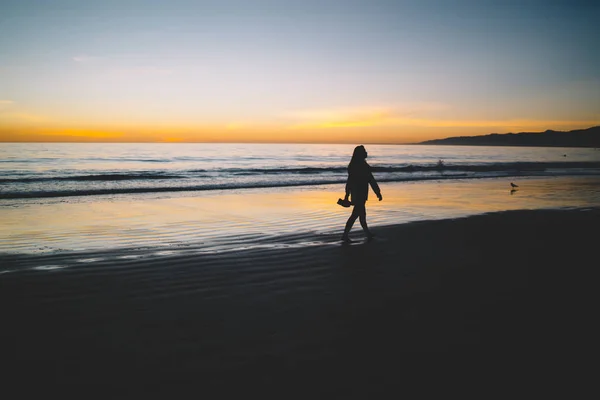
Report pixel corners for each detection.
[348,145,367,171]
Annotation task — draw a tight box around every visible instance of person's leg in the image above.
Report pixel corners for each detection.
[342,206,360,241]
[357,204,373,239]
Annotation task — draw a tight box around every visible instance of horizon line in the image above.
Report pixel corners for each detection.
[0,140,418,145]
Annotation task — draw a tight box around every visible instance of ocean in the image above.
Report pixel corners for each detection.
[1,143,600,270]
[2,143,599,199]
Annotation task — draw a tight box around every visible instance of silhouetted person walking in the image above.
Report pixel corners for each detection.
[341,145,382,242]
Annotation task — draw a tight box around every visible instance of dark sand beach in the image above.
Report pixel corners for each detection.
[2,207,599,396]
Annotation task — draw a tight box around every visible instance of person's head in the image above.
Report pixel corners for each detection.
[350,145,367,164]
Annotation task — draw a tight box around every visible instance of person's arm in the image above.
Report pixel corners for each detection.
[369,170,382,201]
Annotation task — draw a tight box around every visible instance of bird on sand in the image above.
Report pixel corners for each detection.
[510,182,519,188]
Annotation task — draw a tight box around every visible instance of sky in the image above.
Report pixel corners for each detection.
[1,0,599,143]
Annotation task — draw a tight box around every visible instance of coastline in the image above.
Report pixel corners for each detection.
[2,207,599,395]
[3,175,600,262]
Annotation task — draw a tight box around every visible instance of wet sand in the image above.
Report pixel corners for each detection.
[2,207,598,396]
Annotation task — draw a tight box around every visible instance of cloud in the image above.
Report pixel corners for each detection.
[0,101,48,124]
[0,112,46,123]
[0,100,14,109]
[0,100,15,118]
[226,122,245,130]
[283,104,599,132]
[111,66,173,76]
[72,55,101,63]
[413,119,600,130]
[286,103,449,130]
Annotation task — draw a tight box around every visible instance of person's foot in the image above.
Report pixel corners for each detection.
[341,234,352,243]
[366,232,375,242]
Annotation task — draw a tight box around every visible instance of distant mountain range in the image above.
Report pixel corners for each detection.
[419,126,600,148]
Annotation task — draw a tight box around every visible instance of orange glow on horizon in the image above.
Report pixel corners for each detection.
[1,114,599,144]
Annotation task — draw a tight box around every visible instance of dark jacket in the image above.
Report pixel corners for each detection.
[345,161,381,204]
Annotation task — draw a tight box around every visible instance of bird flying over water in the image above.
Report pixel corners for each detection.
[510,182,518,188]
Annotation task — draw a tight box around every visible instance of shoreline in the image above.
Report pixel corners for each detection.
[2,204,598,273]
[2,207,599,394]
[3,175,600,260]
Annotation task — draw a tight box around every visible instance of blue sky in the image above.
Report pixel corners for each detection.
[1,0,599,142]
